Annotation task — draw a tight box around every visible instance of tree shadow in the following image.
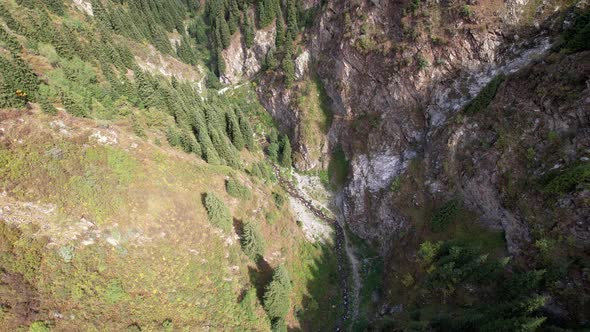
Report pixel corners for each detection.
[247,257,273,304]
[292,241,347,332]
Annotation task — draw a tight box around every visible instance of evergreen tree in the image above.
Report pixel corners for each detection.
[62,92,88,117]
[134,69,156,108]
[226,108,246,150]
[286,0,298,35]
[275,4,285,48]
[282,47,295,87]
[228,0,240,34]
[267,142,279,162]
[263,265,291,320]
[240,220,265,261]
[166,126,182,147]
[243,9,255,49]
[204,192,233,232]
[39,95,58,115]
[265,48,278,71]
[236,108,255,150]
[216,46,226,75]
[219,15,231,49]
[280,134,292,168]
[0,26,22,54]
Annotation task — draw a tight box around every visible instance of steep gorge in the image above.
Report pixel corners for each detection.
[226,0,590,329]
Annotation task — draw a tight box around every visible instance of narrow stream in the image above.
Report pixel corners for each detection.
[273,166,358,331]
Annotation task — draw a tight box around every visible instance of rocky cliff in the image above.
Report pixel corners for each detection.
[221,0,590,327]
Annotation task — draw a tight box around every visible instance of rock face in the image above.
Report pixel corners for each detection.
[302,0,587,256]
[221,26,275,85]
[210,0,590,325]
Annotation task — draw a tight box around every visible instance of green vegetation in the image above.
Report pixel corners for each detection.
[542,162,590,195]
[464,74,505,115]
[240,220,265,261]
[415,240,547,331]
[264,265,292,324]
[204,192,233,232]
[29,321,50,332]
[325,146,349,189]
[226,178,252,200]
[431,199,461,232]
[560,8,590,53]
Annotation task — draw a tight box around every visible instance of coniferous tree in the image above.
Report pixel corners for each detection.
[275,4,285,48]
[280,134,292,168]
[39,95,58,115]
[268,142,279,162]
[0,27,22,54]
[282,47,295,87]
[166,126,182,147]
[265,48,278,71]
[236,108,255,150]
[243,9,255,49]
[226,108,246,150]
[228,0,240,34]
[241,220,265,261]
[204,192,233,232]
[219,15,232,49]
[263,265,291,320]
[286,0,298,35]
[62,92,88,117]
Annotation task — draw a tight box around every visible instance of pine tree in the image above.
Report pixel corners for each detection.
[226,108,245,150]
[263,265,291,320]
[268,143,279,162]
[275,4,285,48]
[62,92,88,117]
[134,69,156,109]
[219,16,231,49]
[265,48,278,71]
[286,0,298,35]
[282,47,295,87]
[241,220,265,261]
[39,95,58,115]
[228,0,240,34]
[166,126,182,147]
[243,9,255,49]
[280,134,292,168]
[204,192,233,232]
[236,108,255,150]
[0,26,21,54]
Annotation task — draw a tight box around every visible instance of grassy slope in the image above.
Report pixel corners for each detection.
[0,105,342,330]
[0,1,343,331]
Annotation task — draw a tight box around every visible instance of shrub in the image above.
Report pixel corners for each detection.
[417,54,429,70]
[241,220,265,261]
[542,162,590,195]
[389,177,402,193]
[431,199,461,232]
[264,265,292,320]
[464,74,505,115]
[272,192,285,208]
[226,178,252,200]
[204,192,233,232]
[29,321,50,332]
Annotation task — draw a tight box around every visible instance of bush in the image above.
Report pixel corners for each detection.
[204,192,233,232]
[464,74,505,115]
[241,220,265,261]
[264,265,292,320]
[272,192,285,208]
[226,178,252,200]
[431,199,461,232]
[542,162,590,195]
[29,321,50,332]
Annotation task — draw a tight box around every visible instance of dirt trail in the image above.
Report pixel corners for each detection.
[274,166,360,330]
